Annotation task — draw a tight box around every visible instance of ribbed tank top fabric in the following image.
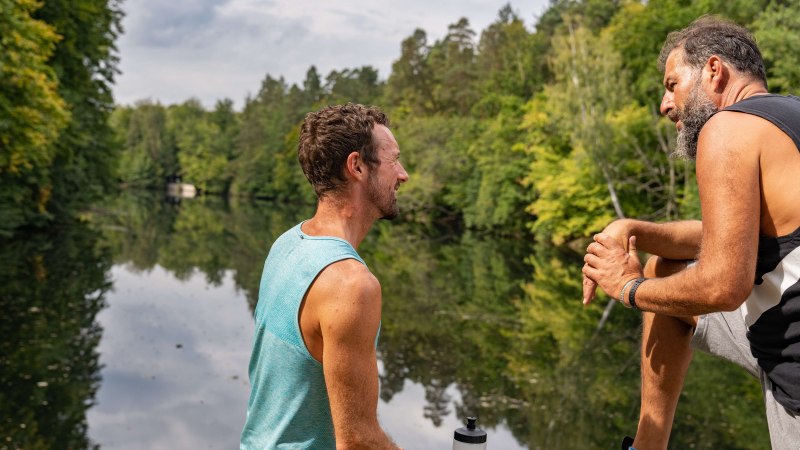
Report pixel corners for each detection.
[240,222,368,449]
[723,94,800,413]
[724,94,800,150]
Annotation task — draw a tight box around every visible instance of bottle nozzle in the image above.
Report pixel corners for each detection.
[454,416,487,447]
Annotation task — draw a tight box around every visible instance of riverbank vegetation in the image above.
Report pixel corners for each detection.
[108,0,799,244]
[4,0,799,243]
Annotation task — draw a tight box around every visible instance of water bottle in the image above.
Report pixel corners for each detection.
[452,416,487,450]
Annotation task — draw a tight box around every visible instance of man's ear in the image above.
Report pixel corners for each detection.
[705,55,728,93]
[345,151,366,181]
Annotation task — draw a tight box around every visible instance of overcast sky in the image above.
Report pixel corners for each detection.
[113,0,550,109]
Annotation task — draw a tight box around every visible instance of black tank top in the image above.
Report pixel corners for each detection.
[723,94,800,413]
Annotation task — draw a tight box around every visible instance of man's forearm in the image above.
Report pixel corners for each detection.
[625,219,702,260]
[633,260,752,316]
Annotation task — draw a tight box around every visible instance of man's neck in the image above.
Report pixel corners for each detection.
[720,79,769,108]
[301,197,375,249]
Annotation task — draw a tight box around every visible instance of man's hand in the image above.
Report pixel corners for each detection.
[582,220,633,304]
[583,233,644,305]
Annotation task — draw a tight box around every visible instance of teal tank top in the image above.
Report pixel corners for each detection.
[240,222,369,449]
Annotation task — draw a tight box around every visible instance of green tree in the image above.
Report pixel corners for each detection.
[168,100,229,194]
[211,98,239,155]
[392,114,479,228]
[524,14,696,245]
[325,66,384,105]
[230,94,272,198]
[753,0,800,95]
[34,0,123,216]
[476,4,539,99]
[112,100,176,186]
[427,18,479,115]
[463,95,531,233]
[303,66,324,106]
[522,21,626,245]
[228,75,310,199]
[522,93,615,245]
[0,0,68,235]
[385,29,435,116]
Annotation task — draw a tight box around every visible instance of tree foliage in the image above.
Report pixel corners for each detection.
[8,0,798,241]
[0,0,68,234]
[752,0,800,94]
[33,0,123,215]
[0,0,122,236]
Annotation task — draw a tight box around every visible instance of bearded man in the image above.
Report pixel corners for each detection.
[582,17,800,449]
[240,104,407,449]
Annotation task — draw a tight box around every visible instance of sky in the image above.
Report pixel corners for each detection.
[113,0,550,110]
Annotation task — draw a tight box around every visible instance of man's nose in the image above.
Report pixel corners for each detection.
[397,163,409,183]
[660,91,674,116]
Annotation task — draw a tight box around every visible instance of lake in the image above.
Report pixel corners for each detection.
[0,191,769,449]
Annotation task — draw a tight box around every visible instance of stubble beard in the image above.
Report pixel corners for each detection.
[672,79,718,161]
[367,173,399,221]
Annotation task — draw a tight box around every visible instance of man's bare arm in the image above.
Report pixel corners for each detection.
[585,112,761,315]
[314,260,401,450]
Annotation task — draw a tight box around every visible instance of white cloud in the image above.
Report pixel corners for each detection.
[114,0,550,109]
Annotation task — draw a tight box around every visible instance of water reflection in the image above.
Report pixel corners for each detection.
[364,225,531,426]
[1,192,771,449]
[0,224,111,449]
[96,190,313,308]
[88,266,253,449]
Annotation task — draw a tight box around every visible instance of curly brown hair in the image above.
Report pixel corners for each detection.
[298,103,389,198]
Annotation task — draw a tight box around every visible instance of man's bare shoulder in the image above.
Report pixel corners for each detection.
[696,111,768,175]
[700,109,777,151]
[314,259,379,297]
[309,259,381,330]
[707,103,800,236]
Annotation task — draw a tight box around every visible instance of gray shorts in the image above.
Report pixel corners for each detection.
[692,309,800,449]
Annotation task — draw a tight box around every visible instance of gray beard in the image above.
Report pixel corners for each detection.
[673,83,718,161]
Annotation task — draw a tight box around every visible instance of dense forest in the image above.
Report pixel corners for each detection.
[3,0,800,243]
[108,0,799,245]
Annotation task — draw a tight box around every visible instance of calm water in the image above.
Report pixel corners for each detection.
[0,191,770,449]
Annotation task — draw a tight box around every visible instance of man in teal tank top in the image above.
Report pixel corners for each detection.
[240,104,408,449]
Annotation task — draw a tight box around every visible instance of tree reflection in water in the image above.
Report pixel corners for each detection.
[0,224,111,449]
[96,190,312,310]
[364,223,770,449]
[1,192,771,449]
